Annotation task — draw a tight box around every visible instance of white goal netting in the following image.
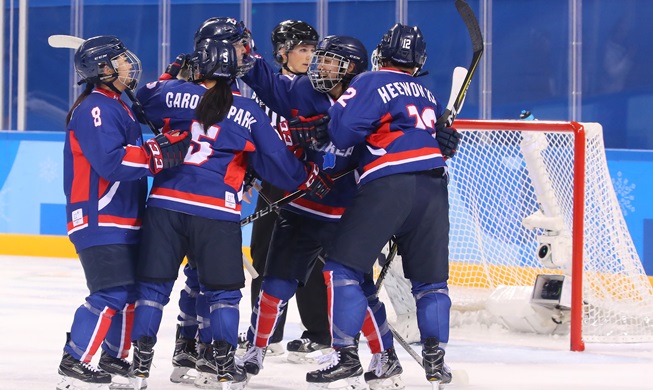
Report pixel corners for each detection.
[379,120,653,345]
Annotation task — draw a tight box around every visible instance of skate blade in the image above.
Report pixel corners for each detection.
[56,376,110,390]
[169,366,197,384]
[194,372,218,389]
[432,369,469,389]
[287,348,332,364]
[307,375,367,390]
[366,374,405,390]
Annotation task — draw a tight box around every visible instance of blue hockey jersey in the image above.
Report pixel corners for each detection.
[328,68,447,185]
[64,88,150,252]
[242,58,359,221]
[135,79,310,222]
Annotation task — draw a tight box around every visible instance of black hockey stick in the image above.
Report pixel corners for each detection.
[240,168,354,227]
[436,0,484,128]
[124,89,160,135]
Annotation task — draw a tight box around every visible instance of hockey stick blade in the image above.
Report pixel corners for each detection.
[436,0,484,127]
[48,34,84,49]
[445,66,469,117]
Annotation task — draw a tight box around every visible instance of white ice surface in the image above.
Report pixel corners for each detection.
[1,255,651,390]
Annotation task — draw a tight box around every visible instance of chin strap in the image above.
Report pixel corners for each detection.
[282,63,306,76]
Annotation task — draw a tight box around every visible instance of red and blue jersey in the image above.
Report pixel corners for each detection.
[242,58,359,221]
[328,68,447,186]
[64,88,150,252]
[135,79,309,222]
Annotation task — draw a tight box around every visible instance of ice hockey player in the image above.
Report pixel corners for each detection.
[58,35,189,390]
[305,23,461,389]
[128,35,332,390]
[247,18,336,362]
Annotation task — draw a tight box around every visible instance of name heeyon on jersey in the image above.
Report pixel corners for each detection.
[377,81,437,105]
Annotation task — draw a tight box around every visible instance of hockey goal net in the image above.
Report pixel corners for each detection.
[379,119,653,351]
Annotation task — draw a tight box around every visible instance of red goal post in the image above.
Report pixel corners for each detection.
[379,119,653,352]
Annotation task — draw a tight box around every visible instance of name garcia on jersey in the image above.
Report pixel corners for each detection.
[377,81,437,105]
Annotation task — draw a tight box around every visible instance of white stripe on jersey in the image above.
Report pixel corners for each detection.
[98,182,120,211]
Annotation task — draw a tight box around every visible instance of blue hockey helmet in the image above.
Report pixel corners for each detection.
[307,35,368,93]
[375,23,427,75]
[194,17,250,47]
[193,17,255,77]
[272,20,319,64]
[74,35,142,90]
[191,38,239,81]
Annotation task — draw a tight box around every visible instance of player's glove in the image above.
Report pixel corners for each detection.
[278,114,330,150]
[435,125,462,159]
[144,130,191,174]
[299,161,334,199]
[159,53,191,80]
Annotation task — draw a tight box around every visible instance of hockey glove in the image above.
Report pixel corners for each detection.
[144,130,191,174]
[278,114,330,150]
[435,125,462,159]
[299,161,334,199]
[159,53,191,81]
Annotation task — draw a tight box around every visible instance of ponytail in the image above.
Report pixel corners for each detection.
[66,83,95,125]
[195,79,233,133]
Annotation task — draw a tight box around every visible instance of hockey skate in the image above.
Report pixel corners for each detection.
[364,347,405,390]
[240,344,267,378]
[422,337,452,389]
[286,338,332,364]
[214,340,247,389]
[98,351,147,390]
[56,351,111,390]
[130,336,155,390]
[193,342,218,389]
[169,325,199,384]
[306,345,366,390]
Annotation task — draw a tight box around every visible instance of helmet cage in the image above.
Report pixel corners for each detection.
[307,50,351,93]
[233,34,256,77]
[74,36,142,90]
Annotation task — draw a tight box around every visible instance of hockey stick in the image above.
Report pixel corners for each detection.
[435,0,484,128]
[239,168,354,227]
[48,34,84,49]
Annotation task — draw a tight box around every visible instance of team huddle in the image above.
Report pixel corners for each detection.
[58,15,461,390]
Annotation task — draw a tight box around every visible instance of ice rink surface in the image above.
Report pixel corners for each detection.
[1,255,651,390]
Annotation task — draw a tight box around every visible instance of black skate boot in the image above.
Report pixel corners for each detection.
[364,347,405,390]
[241,343,267,377]
[57,351,112,389]
[130,336,155,390]
[98,350,131,377]
[213,340,248,388]
[422,337,452,387]
[286,338,332,364]
[193,342,218,389]
[306,345,365,389]
[98,350,147,390]
[170,325,198,384]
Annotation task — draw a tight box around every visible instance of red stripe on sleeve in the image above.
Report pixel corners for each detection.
[69,131,91,203]
[123,145,148,165]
